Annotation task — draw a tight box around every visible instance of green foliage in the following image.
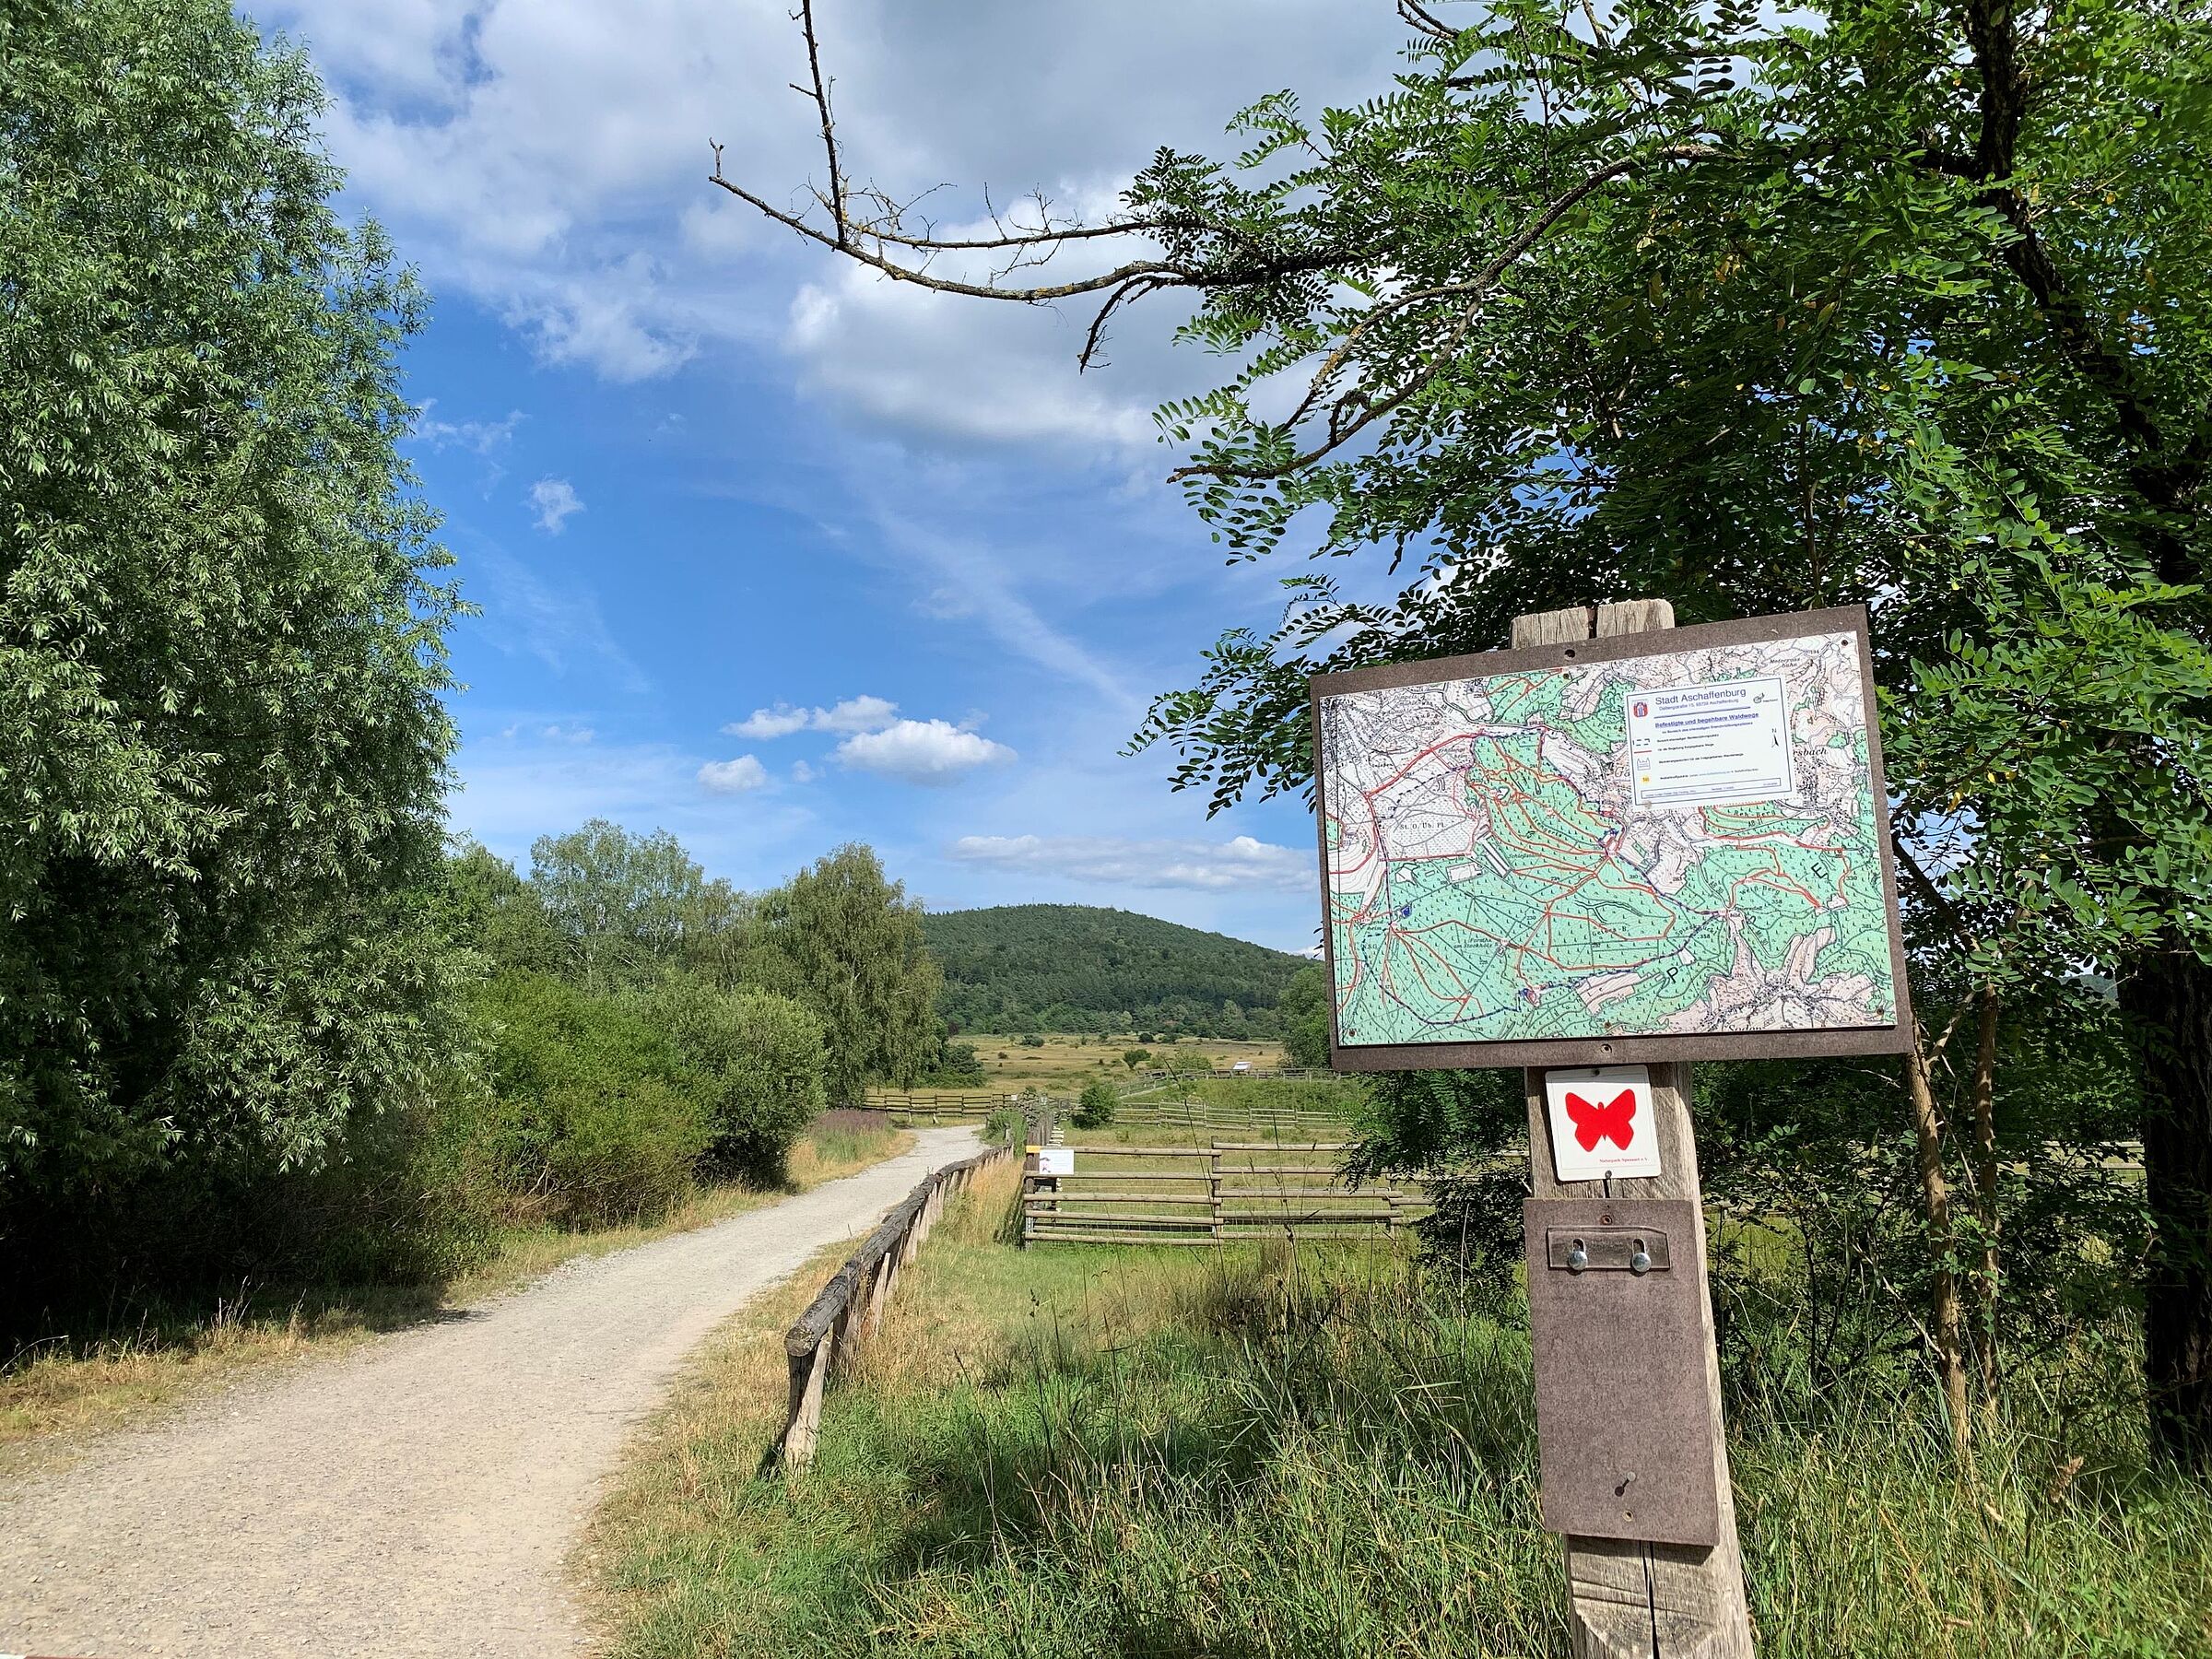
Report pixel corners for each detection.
[923,904,1305,1036]
[750,845,942,1103]
[443,841,563,976]
[530,819,747,992]
[1277,965,1333,1069]
[0,0,463,1318]
[1122,1048,1152,1071]
[980,1106,1027,1147]
[921,1041,987,1088]
[470,972,710,1229]
[1071,1079,1119,1130]
[640,976,827,1182]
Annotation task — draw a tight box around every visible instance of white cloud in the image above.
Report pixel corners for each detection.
[529,477,585,534]
[724,694,900,738]
[947,832,1308,891]
[418,404,526,455]
[836,719,1015,785]
[697,754,771,794]
[466,545,646,692]
[540,723,595,744]
[791,759,820,783]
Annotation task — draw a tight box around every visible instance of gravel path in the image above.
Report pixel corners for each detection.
[0,1126,982,1658]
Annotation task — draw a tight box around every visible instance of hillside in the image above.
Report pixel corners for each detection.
[922,904,1306,1038]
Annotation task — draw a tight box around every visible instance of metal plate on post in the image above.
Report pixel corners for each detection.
[1524,1196,1721,1547]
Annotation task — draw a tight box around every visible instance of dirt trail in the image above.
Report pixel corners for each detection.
[0,1125,982,1658]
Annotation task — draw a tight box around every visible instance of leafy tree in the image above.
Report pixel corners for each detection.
[1277,966,1334,1070]
[720,0,2212,1460]
[0,0,463,1312]
[640,975,827,1182]
[443,842,562,975]
[471,972,709,1227]
[752,844,943,1102]
[1072,1078,1119,1129]
[529,819,743,991]
[1122,1048,1152,1072]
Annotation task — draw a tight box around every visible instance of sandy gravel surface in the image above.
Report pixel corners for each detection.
[0,1126,982,1658]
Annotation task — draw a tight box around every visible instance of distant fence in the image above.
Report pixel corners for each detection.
[774,1146,1015,1469]
[1022,1141,1428,1247]
[867,1090,1013,1124]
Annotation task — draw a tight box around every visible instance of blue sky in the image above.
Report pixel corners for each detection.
[256,0,1418,951]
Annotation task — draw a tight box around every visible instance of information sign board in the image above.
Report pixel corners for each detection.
[1312,606,1911,1068]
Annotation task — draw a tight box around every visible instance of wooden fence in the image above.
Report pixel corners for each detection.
[1021,1142,1428,1247]
[868,1090,1011,1124]
[774,1145,1015,1469]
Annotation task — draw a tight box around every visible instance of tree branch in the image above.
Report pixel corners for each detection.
[1170,143,1718,483]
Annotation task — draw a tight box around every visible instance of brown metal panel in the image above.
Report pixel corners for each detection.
[1524,1197,1722,1547]
[1312,603,1913,1071]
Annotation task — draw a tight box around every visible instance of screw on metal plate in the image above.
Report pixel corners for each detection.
[1630,1240,1653,1276]
[1566,1239,1589,1274]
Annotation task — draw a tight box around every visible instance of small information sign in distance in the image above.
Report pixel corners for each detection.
[1312,604,1911,1070]
[1544,1065,1661,1182]
[1035,1147,1075,1177]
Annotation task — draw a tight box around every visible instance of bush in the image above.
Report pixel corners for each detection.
[1072,1078,1119,1129]
[1122,1048,1152,1071]
[981,1106,1027,1147]
[1020,1035,1046,1049]
[471,971,711,1228]
[642,975,828,1182]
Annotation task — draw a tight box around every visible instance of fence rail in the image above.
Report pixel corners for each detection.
[774,1145,1015,1469]
[1022,1141,1428,1247]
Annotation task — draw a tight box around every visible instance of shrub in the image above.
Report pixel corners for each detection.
[1020,1034,1046,1049]
[471,971,711,1227]
[981,1105,1027,1147]
[1122,1048,1151,1071]
[1072,1079,1119,1129]
[642,976,828,1182]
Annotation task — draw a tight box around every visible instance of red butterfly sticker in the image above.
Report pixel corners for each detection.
[1564,1088,1638,1152]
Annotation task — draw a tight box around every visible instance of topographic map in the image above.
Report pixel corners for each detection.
[1319,630,1898,1048]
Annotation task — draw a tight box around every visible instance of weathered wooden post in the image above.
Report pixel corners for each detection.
[1507,601,1752,1655]
[1312,597,1914,1658]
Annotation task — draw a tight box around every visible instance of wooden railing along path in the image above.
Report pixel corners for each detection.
[773,1144,1015,1469]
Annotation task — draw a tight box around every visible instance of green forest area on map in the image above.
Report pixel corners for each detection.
[1322,643,1897,1047]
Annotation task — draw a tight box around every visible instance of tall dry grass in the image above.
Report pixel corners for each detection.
[590,1170,2212,1659]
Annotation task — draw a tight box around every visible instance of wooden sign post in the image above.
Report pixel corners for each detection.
[1512,601,1752,1658]
[1312,594,1915,1658]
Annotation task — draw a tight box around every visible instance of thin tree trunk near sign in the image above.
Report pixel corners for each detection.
[2121,948,2212,1469]
[1512,601,1754,1659]
[1969,981,2002,1399]
[1904,1023,1973,1458]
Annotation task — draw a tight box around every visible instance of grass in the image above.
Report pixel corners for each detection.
[956,1032,1288,1095]
[0,1116,914,1453]
[589,1159,2212,1659]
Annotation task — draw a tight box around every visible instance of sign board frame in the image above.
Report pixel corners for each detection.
[1311,604,1912,1071]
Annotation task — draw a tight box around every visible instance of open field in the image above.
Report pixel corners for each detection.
[589,1166,2212,1659]
[0,1118,913,1453]
[959,1031,1286,1093]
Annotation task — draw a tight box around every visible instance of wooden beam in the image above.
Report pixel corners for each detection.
[1513,601,1753,1658]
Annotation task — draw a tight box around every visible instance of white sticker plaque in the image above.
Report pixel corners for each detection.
[1543,1065,1662,1182]
[1626,677,1796,809]
[1034,1147,1075,1177]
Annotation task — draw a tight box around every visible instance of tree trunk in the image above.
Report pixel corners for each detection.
[1905,1028,1971,1458]
[1969,982,2001,1398]
[2120,948,2212,1467]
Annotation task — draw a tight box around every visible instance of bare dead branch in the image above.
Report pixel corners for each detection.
[1397,0,1460,41]
[795,0,849,248]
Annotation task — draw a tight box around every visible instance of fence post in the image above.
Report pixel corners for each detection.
[783,1333,832,1468]
[1210,1143,1224,1241]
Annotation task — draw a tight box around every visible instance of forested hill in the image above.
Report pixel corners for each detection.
[923,905,1306,1038]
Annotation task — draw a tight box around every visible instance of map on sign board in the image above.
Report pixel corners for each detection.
[1314,608,1906,1063]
